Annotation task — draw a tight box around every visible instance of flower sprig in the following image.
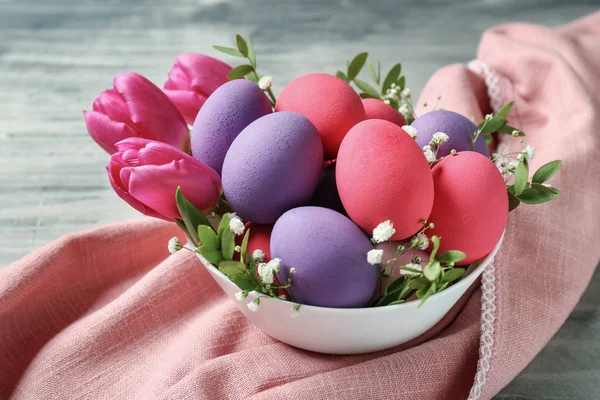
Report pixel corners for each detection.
[335,53,416,123]
[213,34,277,107]
[173,186,300,316]
[368,220,467,308]
[472,101,525,145]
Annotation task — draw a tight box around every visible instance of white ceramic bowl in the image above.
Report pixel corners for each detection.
[197,234,503,355]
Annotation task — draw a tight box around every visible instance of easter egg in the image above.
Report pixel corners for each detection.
[427,151,508,265]
[275,73,365,159]
[246,223,273,260]
[336,119,435,240]
[222,112,323,224]
[411,110,489,159]
[309,162,347,215]
[362,98,406,127]
[191,79,272,174]
[271,206,378,308]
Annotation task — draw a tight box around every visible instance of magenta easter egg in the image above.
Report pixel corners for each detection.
[275,73,365,160]
[191,79,272,175]
[222,112,323,224]
[428,151,508,265]
[336,119,435,240]
[411,110,489,159]
[271,206,378,308]
[362,98,406,127]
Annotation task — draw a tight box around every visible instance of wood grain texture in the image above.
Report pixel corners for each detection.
[0,1,598,398]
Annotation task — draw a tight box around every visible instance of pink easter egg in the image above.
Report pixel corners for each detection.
[336,119,435,240]
[362,98,406,127]
[275,73,365,160]
[427,151,508,265]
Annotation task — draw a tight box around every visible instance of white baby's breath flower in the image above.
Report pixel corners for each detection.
[411,232,429,250]
[367,249,384,265]
[485,113,494,121]
[229,217,245,236]
[247,298,260,312]
[542,183,552,187]
[234,291,247,301]
[167,237,181,254]
[257,263,274,284]
[252,249,265,262]
[384,99,391,105]
[517,153,524,161]
[430,131,449,145]
[401,88,411,98]
[372,220,396,243]
[234,245,241,252]
[398,104,410,116]
[401,262,423,276]
[423,145,437,163]
[402,125,418,139]
[258,75,272,90]
[523,144,535,160]
[266,258,281,273]
[278,294,287,300]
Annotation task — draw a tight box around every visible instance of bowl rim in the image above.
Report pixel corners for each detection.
[200,231,504,314]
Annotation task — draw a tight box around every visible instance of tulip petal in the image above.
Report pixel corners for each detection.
[113,73,189,151]
[127,159,222,220]
[93,89,135,128]
[163,63,190,90]
[115,137,153,153]
[174,54,231,96]
[84,111,138,154]
[163,89,206,125]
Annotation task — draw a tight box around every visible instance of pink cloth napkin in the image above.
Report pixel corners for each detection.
[2,13,600,400]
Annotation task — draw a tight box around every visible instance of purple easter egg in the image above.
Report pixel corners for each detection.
[222,112,323,224]
[191,79,272,175]
[271,206,378,308]
[411,110,489,158]
[309,162,347,215]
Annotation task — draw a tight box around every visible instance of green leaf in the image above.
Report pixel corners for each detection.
[246,36,256,67]
[408,277,429,290]
[221,229,235,260]
[246,255,258,279]
[388,299,405,305]
[199,246,224,264]
[429,235,441,259]
[485,134,493,144]
[219,261,247,273]
[381,63,401,95]
[418,284,435,307]
[347,52,368,81]
[198,225,219,251]
[245,72,259,83]
[375,291,401,307]
[213,45,244,57]
[176,187,211,246]
[508,192,521,212]
[366,57,378,85]
[496,101,514,118]
[384,276,407,296]
[532,160,562,184]
[218,213,231,242]
[514,161,529,195]
[228,64,254,80]
[359,92,379,99]
[220,267,255,290]
[235,34,248,57]
[354,79,381,99]
[437,250,467,264]
[397,75,405,91]
[174,218,189,237]
[377,61,381,84]
[441,268,465,283]
[240,228,250,264]
[335,70,348,81]
[517,184,561,204]
[478,115,506,135]
[498,124,525,136]
[423,260,441,281]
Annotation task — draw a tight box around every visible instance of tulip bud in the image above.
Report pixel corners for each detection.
[107,138,222,221]
[163,53,232,125]
[84,73,189,154]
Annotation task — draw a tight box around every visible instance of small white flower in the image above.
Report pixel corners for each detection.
[485,113,494,121]
[517,153,524,161]
[523,144,535,160]
[401,88,411,98]
[390,88,399,95]
[423,145,437,163]
[247,298,260,312]
[289,267,296,274]
[402,125,418,139]
[258,75,272,90]
[384,99,391,105]
[401,262,423,276]
[229,217,245,236]
[411,232,429,250]
[542,183,552,187]
[398,104,410,116]
[252,249,265,262]
[167,237,181,254]
[266,258,281,273]
[234,291,247,301]
[512,130,520,136]
[257,263,274,284]
[508,160,520,170]
[430,131,449,145]
[234,245,241,252]
[372,220,396,243]
[367,249,384,265]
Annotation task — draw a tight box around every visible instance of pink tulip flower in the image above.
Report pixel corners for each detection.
[84,72,190,154]
[107,138,222,221]
[163,53,232,125]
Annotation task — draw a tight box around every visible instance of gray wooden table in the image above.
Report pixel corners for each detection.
[1,1,598,398]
